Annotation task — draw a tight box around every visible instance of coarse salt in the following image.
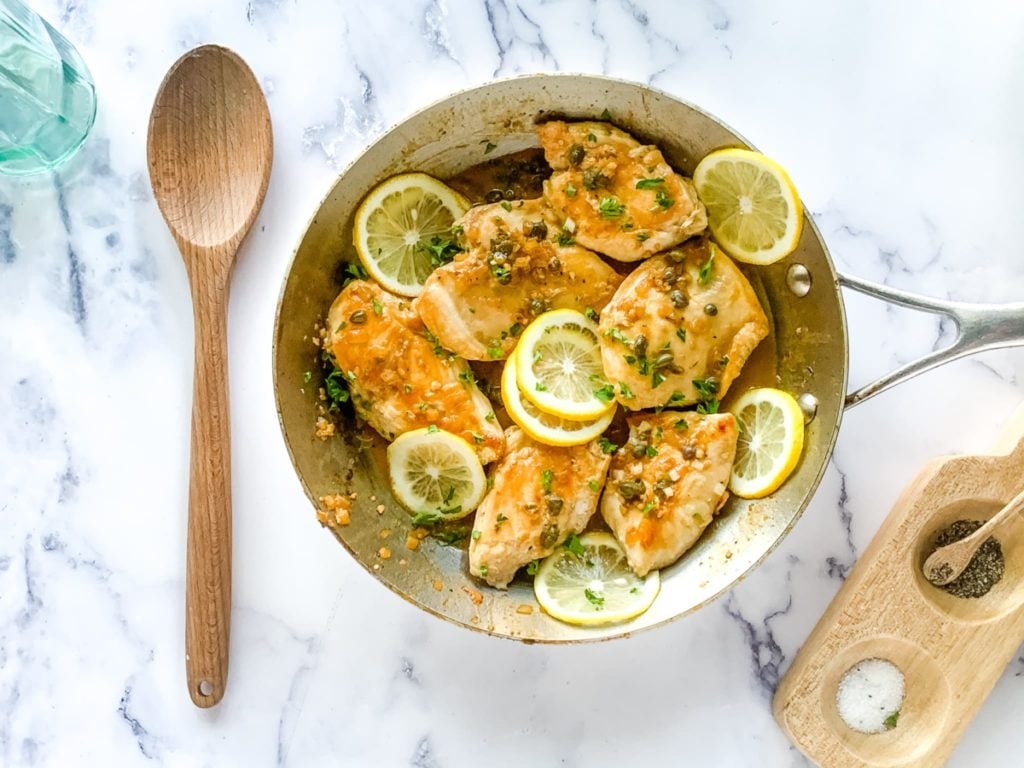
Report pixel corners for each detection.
[836,658,905,734]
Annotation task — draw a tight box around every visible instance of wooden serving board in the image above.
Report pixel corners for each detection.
[774,403,1024,767]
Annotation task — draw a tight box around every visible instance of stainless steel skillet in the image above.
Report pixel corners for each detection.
[273,74,1024,642]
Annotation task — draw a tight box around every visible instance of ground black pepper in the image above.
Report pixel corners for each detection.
[927,519,1004,598]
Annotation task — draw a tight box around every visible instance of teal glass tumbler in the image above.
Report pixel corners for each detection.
[0,0,96,175]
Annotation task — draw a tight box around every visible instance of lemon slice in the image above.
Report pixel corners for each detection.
[353,172,470,297]
[515,309,614,421]
[729,387,805,499]
[693,148,803,265]
[387,427,486,521]
[501,354,614,446]
[533,532,660,626]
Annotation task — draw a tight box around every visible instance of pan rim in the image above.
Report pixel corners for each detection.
[272,72,849,643]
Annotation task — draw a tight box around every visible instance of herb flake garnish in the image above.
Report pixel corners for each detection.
[598,437,619,455]
[584,588,605,609]
[698,249,716,285]
[635,177,665,189]
[541,468,554,494]
[599,197,626,219]
[563,534,585,557]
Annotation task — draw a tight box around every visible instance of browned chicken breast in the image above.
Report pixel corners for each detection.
[601,412,738,576]
[326,279,505,463]
[598,238,768,410]
[469,427,611,588]
[414,198,622,360]
[537,120,707,262]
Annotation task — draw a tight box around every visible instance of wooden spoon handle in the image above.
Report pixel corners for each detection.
[185,277,232,708]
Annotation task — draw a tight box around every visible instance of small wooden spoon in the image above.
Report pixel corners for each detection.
[147,45,272,708]
[923,487,1024,586]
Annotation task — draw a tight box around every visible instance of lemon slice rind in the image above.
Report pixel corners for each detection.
[533,532,660,626]
[514,309,614,422]
[693,148,803,266]
[728,387,805,499]
[386,427,486,521]
[353,172,470,297]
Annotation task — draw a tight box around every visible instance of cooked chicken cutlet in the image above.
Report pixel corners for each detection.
[469,427,611,588]
[326,279,505,463]
[598,238,768,410]
[601,412,738,576]
[414,199,622,360]
[538,120,707,262]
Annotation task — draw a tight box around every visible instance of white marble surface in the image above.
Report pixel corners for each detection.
[2,0,1024,765]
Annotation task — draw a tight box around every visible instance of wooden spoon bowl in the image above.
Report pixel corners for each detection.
[147,44,272,708]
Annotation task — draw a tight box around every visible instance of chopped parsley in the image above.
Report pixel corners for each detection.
[324,367,351,411]
[535,382,548,392]
[500,201,513,212]
[619,382,635,399]
[303,370,313,384]
[563,534,586,557]
[556,229,575,246]
[652,370,667,388]
[674,418,689,430]
[481,138,497,154]
[486,341,503,359]
[458,369,475,385]
[584,588,605,609]
[586,132,597,142]
[642,500,657,515]
[479,565,489,576]
[371,297,383,316]
[588,479,601,492]
[541,468,554,494]
[434,526,469,546]
[605,327,630,344]
[495,513,508,527]
[593,384,616,402]
[599,197,626,219]
[426,424,440,433]
[654,190,674,210]
[636,231,650,242]
[635,177,665,189]
[698,249,716,285]
[471,432,485,444]
[599,107,612,120]
[566,183,577,198]
[526,559,540,576]
[485,412,496,422]
[676,328,687,342]
[420,235,462,268]
[693,377,721,414]
[411,510,442,526]
[472,529,482,541]
[883,711,900,730]
[341,260,368,286]
[598,437,619,455]
[645,445,658,458]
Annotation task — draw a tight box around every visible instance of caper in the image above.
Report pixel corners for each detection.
[545,496,564,515]
[503,188,516,201]
[667,249,685,263]
[528,297,548,316]
[704,303,719,316]
[541,524,560,547]
[630,441,648,458]
[705,376,721,393]
[349,310,367,325]
[524,220,548,240]
[568,144,585,166]
[632,334,648,357]
[548,256,562,273]
[662,267,679,285]
[618,479,646,500]
[682,445,697,460]
[654,477,673,496]
[670,290,688,308]
[653,352,675,370]
[485,188,504,203]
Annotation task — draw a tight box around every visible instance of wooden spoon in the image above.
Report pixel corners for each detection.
[147,45,272,708]
[923,487,1024,586]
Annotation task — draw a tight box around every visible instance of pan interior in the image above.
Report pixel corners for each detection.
[273,75,846,642]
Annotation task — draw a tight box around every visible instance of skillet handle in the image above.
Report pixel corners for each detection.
[838,273,1024,409]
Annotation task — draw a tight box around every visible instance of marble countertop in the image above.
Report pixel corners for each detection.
[3,0,1024,765]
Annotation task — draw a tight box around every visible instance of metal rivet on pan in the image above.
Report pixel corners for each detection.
[786,264,812,297]
[198,680,214,697]
[798,393,818,424]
